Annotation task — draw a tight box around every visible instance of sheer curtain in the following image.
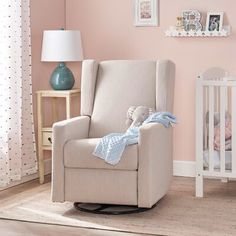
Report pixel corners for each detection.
[0,0,37,186]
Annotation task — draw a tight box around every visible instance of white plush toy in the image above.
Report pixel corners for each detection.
[126,106,155,128]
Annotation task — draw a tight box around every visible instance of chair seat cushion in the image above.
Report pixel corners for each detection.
[64,138,138,170]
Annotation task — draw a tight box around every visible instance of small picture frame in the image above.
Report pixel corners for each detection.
[206,12,224,31]
[134,0,158,26]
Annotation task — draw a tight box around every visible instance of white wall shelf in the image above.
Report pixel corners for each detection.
[165,26,230,37]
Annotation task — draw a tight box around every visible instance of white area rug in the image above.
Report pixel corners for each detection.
[0,177,236,236]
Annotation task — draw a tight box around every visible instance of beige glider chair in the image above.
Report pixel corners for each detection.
[52,60,175,208]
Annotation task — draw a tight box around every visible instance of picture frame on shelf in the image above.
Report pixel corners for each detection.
[134,0,158,26]
[206,12,224,31]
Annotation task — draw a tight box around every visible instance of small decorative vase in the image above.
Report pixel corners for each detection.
[175,17,184,31]
[50,62,75,90]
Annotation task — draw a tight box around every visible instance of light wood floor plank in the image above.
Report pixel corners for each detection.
[0,219,145,236]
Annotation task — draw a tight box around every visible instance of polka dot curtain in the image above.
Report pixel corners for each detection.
[0,0,37,187]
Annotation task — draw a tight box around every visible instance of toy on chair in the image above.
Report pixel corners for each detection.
[126,106,155,128]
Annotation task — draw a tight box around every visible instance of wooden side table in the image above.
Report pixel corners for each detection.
[36,89,80,184]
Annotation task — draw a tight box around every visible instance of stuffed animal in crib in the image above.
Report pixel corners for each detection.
[206,111,232,151]
[214,112,232,151]
[126,106,155,128]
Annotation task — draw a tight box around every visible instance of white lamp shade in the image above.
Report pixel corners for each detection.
[41,30,83,62]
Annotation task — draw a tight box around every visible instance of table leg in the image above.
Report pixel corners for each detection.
[37,93,44,184]
[66,95,71,119]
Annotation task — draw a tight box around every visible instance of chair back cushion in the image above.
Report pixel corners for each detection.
[89,60,156,137]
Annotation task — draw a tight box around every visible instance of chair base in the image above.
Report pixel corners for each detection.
[74,202,156,215]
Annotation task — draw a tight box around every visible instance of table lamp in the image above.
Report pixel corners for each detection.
[41,30,83,90]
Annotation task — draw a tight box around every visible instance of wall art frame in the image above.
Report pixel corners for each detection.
[206,12,224,31]
[134,0,159,27]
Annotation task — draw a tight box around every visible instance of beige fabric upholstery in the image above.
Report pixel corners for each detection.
[138,123,173,207]
[52,59,175,208]
[52,116,90,202]
[64,138,138,170]
[65,168,137,205]
[89,60,156,137]
[80,60,98,116]
[156,60,175,112]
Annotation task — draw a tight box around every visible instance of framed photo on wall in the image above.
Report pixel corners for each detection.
[134,0,159,26]
[206,12,224,31]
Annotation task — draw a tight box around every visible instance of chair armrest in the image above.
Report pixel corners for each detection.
[52,116,90,202]
[53,116,90,141]
[138,123,173,208]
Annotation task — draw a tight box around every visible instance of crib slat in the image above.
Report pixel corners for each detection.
[220,86,226,173]
[208,86,214,172]
[196,79,204,170]
[204,87,208,150]
[232,87,236,174]
[225,86,228,111]
[196,78,204,197]
[215,86,219,112]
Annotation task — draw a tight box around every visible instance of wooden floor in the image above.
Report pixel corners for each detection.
[0,176,236,236]
[0,218,142,236]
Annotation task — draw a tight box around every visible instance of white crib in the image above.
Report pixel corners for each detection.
[196,68,236,197]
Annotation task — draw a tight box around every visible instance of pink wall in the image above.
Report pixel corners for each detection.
[65,0,236,161]
[30,0,236,162]
[31,0,65,128]
[30,0,65,159]
[31,0,80,129]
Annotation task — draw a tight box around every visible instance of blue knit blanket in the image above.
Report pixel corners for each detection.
[93,112,177,165]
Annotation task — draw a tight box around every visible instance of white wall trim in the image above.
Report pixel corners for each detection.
[173,160,196,177]
[0,159,51,191]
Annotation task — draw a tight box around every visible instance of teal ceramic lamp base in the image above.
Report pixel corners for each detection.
[50,62,75,90]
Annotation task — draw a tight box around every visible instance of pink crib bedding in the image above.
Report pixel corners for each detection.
[213,112,232,151]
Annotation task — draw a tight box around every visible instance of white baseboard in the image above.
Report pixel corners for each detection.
[173,160,196,177]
